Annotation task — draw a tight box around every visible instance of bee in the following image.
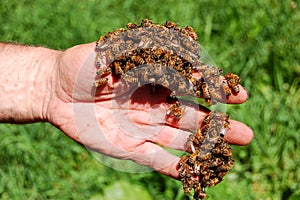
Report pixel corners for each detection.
[211,157,223,168]
[194,185,207,200]
[151,48,163,60]
[166,101,185,120]
[181,37,192,49]
[124,60,136,72]
[149,77,156,86]
[93,78,108,87]
[211,146,222,155]
[167,55,176,67]
[209,87,224,104]
[126,22,139,30]
[202,174,211,183]
[112,43,120,54]
[137,68,147,83]
[193,161,202,176]
[173,63,184,73]
[188,150,199,164]
[209,126,220,134]
[201,141,216,152]
[201,124,211,134]
[200,161,209,174]
[104,31,114,41]
[131,55,145,65]
[144,53,154,64]
[153,64,163,76]
[182,178,193,193]
[160,78,170,88]
[212,113,228,124]
[188,76,199,88]
[179,27,189,37]
[223,119,230,129]
[124,49,136,59]
[125,40,135,50]
[228,158,235,167]
[183,60,193,71]
[195,128,205,144]
[194,89,202,98]
[170,43,181,55]
[113,61,124,75]
[178,168,187,178]
[221,146,232,157]
[217,171,228,179]
[96,35,107,46]
[178,79,187,93]
[165,21,179,30]
[185,26,198,41]
[177,155,189,172]
[198,152,212,161]
[208,177,222,187]
[209,136,224,145]
[203,113,212,125]
[218,112,230,121]
[224,73,240,93]
[95,53,105,67]
[212,66,223,76]
[201,82,210,100]
[217,164,230,172]
[113,28,126,35]
[186,134,197,153]
[180,49,192,61]
[222,79,231,96]
[115,53,125,61]
[121,74,138,83]
[179,67,188,77]
[141,48,152,57]
[141,19,153,27]
[119,41,126,52]
[96,67,112,76]
[218,128,226,137]
[162,51,173,63]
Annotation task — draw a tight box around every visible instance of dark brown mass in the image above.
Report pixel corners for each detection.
[94,19,240,104]
[179,111,234,199]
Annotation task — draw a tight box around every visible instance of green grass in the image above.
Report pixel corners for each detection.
[1,0,300,199]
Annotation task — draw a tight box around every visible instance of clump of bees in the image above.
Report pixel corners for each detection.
[178,111,234,199]
[94,19,241,199]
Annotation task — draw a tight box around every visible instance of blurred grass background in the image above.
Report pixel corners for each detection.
[0,0,300,199]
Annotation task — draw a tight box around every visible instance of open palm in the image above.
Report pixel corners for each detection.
[46,42,253,178]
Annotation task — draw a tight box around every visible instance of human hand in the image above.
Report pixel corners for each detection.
[46,42,253,179]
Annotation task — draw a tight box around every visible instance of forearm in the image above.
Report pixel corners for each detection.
[0,43,61,123]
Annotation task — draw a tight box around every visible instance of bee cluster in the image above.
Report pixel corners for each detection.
[178,111,234,199]
[94,19,240,104]
[94,19,241,199]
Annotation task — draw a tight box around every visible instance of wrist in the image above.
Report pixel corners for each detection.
[0,43,61,123]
